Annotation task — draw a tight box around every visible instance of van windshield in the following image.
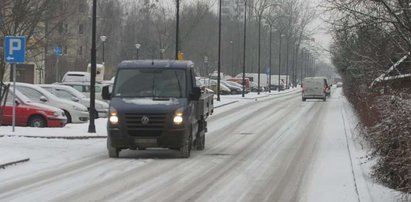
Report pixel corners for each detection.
[113,69,186,98]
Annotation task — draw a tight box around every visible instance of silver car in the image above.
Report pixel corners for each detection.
[39,84,109,118]
[11,82,89,123]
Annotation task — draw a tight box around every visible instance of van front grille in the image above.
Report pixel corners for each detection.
[124,113,167,136]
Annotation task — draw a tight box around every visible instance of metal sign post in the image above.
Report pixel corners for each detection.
[4,36,26,132]
[54,47,62,82]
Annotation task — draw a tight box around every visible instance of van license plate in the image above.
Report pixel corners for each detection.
[135,139,157,144]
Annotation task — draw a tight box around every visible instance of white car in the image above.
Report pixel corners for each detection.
[61,71,91,82]
[58,81,106,101]
[10,82,89,123]
[38,84,109,118]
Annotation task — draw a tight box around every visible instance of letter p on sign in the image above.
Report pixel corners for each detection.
[9,39,21,55]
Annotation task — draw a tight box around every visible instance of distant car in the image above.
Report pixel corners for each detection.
[38,84,109,118]
[1,88,66,127]
[336,82,343,88]
[221,80,242,94]
[208,80,231,95]
[227,78,250,92]
[11,82,89,123]
[58,81,106,101]
[250,82,265,92]
[61,71,91,82]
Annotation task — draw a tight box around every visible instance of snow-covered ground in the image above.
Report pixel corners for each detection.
[0,87,403,202]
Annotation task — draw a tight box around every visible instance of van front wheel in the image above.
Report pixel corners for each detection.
[179,128,192,158]
[107,138,120,158]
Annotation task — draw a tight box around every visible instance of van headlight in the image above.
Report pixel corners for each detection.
[109,107,119,125]
[173,107,184,125]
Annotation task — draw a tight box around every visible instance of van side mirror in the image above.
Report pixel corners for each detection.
[102,85,111,100]
[190,87,201,100]
[40,96,48,102]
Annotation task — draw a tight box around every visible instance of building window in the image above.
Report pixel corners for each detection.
[79,24,84,34]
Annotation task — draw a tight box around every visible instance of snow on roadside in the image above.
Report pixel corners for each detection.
[340,95,402,202]
[0,148,29,168]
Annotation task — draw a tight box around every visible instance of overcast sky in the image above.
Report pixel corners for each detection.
[154,0,333,62]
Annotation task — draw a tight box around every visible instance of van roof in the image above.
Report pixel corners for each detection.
[118,60,194,69]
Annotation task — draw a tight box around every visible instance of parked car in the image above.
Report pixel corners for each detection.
[61,71,91,82]
[221,80,242,94]
[58,81,106,101]
[196,78,215,94]
[250,81,266,92]
[227,78,250,92]
[0,87,66,127]
[38,84,109,118]
[208,79,231,95]
[10,82,89,123]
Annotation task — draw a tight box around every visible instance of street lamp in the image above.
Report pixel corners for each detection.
[217,0,222,101]
[88,0,97,133]
[230,41,234,76]
[278,32,285,92]
[135,43,141,59]
[100,35,107,65]
[175,0,180,60]
[242,0,247,98]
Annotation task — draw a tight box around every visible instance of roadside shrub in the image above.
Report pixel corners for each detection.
[365,95,411,196]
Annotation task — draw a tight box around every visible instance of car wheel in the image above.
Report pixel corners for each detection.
[64,110,72,123]
[107,137,120,158]
[28,115,47,127]
[179,127,192,158]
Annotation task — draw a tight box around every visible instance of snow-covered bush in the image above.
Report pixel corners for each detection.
[365,95,411,196]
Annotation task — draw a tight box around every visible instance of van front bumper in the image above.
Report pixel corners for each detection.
[107,127,186,150]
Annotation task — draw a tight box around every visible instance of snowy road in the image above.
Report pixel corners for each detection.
[0,88,390,202]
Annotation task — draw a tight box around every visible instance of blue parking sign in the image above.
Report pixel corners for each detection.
[4,36,26,63]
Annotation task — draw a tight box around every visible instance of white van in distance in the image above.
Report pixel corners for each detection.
[302,77,329,102]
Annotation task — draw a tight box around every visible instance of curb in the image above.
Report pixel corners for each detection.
[0,158,30,169]
[2,135,107,140]
[214,101,239,109]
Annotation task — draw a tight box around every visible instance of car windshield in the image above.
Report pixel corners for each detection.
[113,68,186,98]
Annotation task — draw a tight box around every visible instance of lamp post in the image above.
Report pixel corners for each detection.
[175,0,180,60]
[88,0,97,133]
[230,41,234,76]
[217,0,222,101]
[242,0,247,98]
[100,35,107,65]
[257,16,262,95]
[135,43,141,59]
[268,25,273,93]
[278,32,284,92]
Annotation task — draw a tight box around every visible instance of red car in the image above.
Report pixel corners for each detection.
[1,90,67,127]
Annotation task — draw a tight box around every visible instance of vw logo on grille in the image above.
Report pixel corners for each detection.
[141,116,150,125]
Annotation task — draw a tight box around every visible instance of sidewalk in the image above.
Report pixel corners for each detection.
[0,148,30,169]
